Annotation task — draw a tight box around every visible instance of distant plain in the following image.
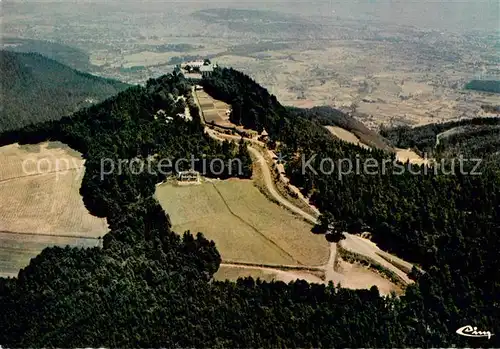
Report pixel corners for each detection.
[2,1,498,130]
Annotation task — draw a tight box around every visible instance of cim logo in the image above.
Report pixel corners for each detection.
[456,325,494,339]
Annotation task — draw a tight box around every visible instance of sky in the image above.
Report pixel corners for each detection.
[3,0,499,34]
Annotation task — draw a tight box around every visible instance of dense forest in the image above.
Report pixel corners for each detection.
[435,126,500,158]
[202,67,500,344]
[286,105,393,151]
[465,79,500,94]
[0,51,129,132]
[381,117,500,157]
[0,68,499,347]
[2,37,95,72]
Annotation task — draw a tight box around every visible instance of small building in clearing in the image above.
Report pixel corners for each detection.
[177,170,201,185]
[259,129,269,142]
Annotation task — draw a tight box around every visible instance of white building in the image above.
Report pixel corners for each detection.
[177,170,201,184]
[200,64,214,77]
[181,61,204,69]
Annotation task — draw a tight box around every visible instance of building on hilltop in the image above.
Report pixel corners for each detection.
[179,59,217,80]
[181,61,204,69]
[200,64,214,77]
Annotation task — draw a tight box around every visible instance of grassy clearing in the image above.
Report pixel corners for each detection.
[0,232,99,277]
[156,180,296,265]
[0,142,108,276]
[214,180,328,265]
[155,179,329,266]
[325,126,370,149]
[0,143,108,236]
[395,148,429,165]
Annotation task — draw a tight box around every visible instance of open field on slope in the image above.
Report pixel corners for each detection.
[325,126,370,149]
[155,179,329,266]
[395,148,429,165]
[0,232,99,278]
[0,142,108,235]
[0,142,108,277]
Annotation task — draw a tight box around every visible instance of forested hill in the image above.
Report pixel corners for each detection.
[202,67,500,345]
[0,51,129,132]
[381,117,500,157]
[465,80,500,94]
[0,68,498,347]
[286,105,393,151]
[201,68,392,151]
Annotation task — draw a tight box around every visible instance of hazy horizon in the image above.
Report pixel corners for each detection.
[2,0,499,34]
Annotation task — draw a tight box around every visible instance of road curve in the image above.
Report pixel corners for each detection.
[246,146,318,225]
[194,87,413,286]
[207,127,416,285]
[205,127,340,283]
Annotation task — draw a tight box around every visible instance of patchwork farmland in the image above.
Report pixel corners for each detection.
[0,142,108,277]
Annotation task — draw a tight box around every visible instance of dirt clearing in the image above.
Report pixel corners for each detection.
[335,259,403,295]
[215,264,324,284]
[340,234,413,284]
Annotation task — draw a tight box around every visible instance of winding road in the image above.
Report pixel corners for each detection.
[193,86,414,286]
[435,126,467,147]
